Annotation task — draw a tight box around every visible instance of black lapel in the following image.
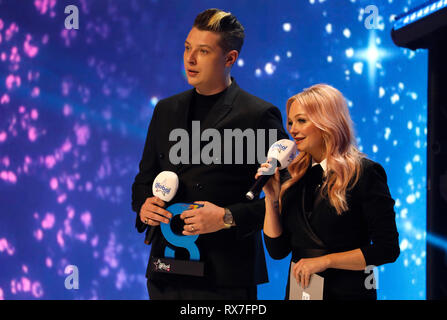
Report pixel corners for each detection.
[311,166,327,212]
[299,170,326,248]
[167,89,193,175]
[175,89,194,133]
[200,78,239,131]
[312,188,325,211]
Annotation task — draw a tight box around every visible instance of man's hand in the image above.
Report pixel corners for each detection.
[139,196,172,226]
[180,201,226,235]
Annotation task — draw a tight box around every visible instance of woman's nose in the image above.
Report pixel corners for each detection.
[289,123,298,134]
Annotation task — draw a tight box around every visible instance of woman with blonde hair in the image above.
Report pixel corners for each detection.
[256,84,400,300]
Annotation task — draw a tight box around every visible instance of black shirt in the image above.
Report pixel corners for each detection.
[188,88,228,131]
[186,88,228,165]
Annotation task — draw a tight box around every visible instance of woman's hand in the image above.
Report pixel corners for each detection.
[292,256,331,289]
[254,161,281,200]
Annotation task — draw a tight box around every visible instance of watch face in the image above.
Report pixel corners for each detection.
[224,210,233,224]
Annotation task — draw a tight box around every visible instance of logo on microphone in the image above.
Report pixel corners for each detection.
[154,182,171,196]
[270,143,288,153]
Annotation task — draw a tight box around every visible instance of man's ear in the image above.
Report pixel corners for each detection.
[225,50,239,67]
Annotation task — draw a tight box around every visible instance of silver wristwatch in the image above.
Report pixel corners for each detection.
[223,208,234,228]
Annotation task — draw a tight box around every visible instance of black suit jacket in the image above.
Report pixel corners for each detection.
[132,79,288,287]
[264,158,400,299]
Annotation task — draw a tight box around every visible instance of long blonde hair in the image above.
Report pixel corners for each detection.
[279,84,365,215]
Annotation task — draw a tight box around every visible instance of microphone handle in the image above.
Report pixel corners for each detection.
[246,159,280,200]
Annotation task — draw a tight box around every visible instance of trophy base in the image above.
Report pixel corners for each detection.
[150,256,204,277]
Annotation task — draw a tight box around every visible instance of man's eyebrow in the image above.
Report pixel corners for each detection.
[184,41,213,50]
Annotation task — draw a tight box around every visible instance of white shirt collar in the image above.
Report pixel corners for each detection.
[311,158,327,172]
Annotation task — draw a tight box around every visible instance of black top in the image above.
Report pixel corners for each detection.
[188,88,228,128]
[264,158,400,300]
[187,88,228,164]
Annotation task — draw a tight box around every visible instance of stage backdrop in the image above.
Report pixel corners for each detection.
[0,0,427,299]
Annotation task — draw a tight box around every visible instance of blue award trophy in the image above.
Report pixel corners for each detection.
[150,203,205,277]
[148,172,205,277]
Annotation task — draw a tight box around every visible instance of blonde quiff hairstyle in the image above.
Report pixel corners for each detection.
[279,84,365,215]
[193,8,245,53]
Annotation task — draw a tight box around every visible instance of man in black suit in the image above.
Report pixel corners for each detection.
[131,8,288,299]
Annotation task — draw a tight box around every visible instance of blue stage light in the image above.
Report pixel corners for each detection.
[393,0,447,31]
[427,233,447,252]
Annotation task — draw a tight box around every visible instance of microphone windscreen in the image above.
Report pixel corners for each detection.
[266,139,297,169]
[152,171,179,202]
